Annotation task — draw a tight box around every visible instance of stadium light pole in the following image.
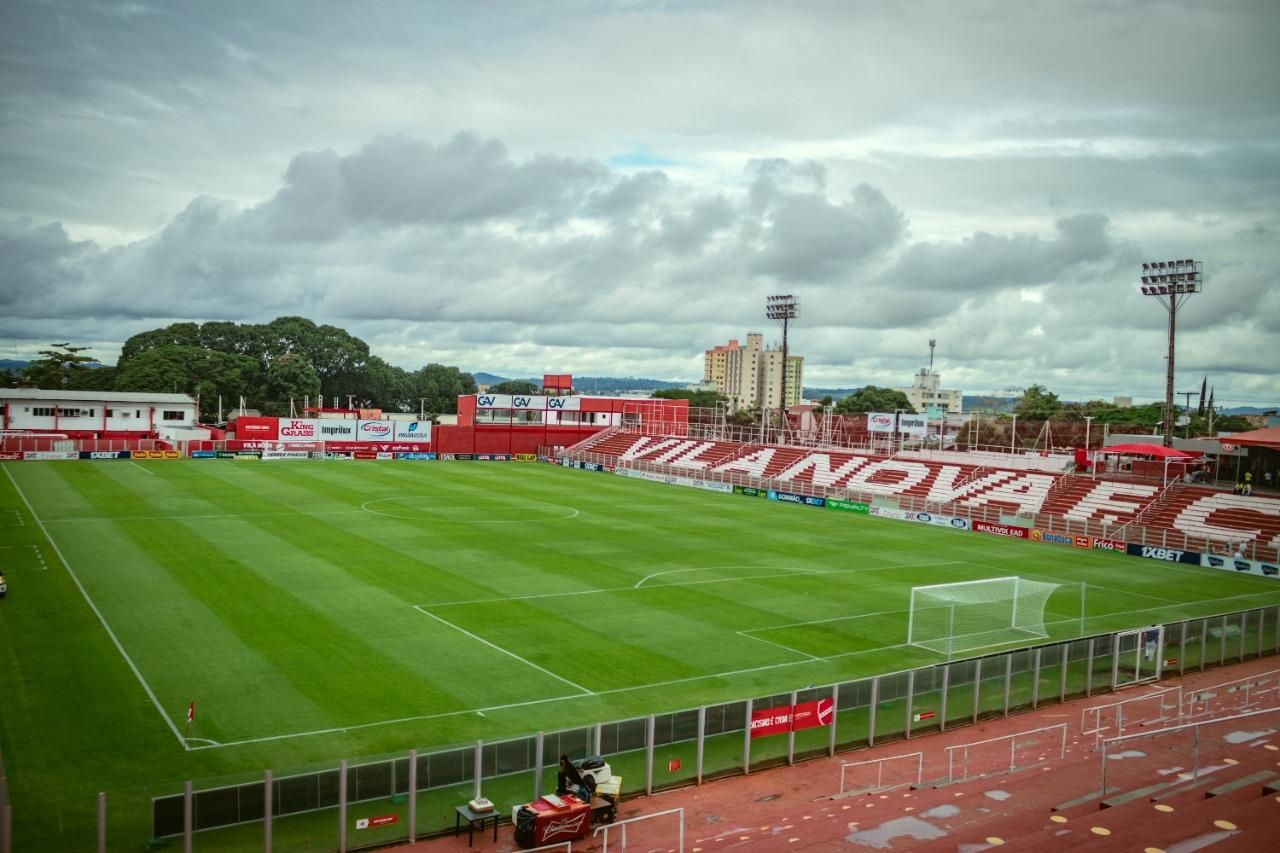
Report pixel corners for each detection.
[766,294,800,430]
[1140,259,1204,447]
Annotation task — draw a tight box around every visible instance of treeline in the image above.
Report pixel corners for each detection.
[6,317,476,420]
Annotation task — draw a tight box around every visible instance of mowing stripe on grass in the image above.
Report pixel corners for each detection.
[412,605,594,695]
[2,464,187,747]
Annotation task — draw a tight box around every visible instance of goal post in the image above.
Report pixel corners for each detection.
[908,577,1060,657]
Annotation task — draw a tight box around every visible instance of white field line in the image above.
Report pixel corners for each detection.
[635,565,822,589]
[127,460,155,475]
[427,560,970,608]
[189,590,1280,752]
[412,605,594,695]
[191,639,922,752]
[43,509,367,523]
[2,465,188,748]
[733,630,818,660]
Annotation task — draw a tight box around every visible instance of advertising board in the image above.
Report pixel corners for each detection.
[234,416,279,440]
[1092,537,1126,552]
[767,489,825,508]
[0,452,22,461]
[277,419,319,441]
[189,451,217,459]
[1202,553,1280,579]
[1030,529,1076,547]
[475,394,582,411]
[261,450,309,460]
[910,511,969,530]
[80,451,130,459]
[867,412,895,433]
[356,420,394,442]
[869,506,911,521]
[1126,544,1202,565]
[749,699,835,738]
[316,420,358,441]
[392,421,431,442]
[396,452,436,461]
[825,498,870,514]
[23,451,78,460]
[973,521,1029,539]
[614,467,732,493]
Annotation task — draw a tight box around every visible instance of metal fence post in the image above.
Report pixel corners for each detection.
[183,780,192,853]
[868,679,879,747]
[645,715,656,796]
[97,792,105,853]
[904,672,915,739]
[473,740,483,801]
[533,734,544,800]
[696,707,706,784]
[828,683,840,756]
[742,699,753,774]
[406,754,416,843]
[264,770,272,853]
[338,760,347,853]
[971,659,982,723]
[787,691,798,762]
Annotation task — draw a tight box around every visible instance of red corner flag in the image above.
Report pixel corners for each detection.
[187,701,196,723]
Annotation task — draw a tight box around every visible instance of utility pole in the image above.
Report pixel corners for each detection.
[1177,389,1197,437]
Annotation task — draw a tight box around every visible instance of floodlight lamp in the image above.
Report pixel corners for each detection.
[1142,262,1151,271]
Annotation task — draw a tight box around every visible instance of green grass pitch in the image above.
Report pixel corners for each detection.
[2,458,1279,849]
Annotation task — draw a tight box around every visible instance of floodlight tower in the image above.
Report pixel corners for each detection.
[766,294,801,418]
[1140,259,1204,448]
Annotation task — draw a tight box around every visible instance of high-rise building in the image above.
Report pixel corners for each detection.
[704,333,803,411]
[902,368,963,414]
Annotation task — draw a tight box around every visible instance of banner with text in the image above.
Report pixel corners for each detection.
[750,699,835,738]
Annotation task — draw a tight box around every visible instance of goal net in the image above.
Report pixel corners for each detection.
[908,577,1059,657]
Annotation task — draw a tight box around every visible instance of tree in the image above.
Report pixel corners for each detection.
[20,343,97,389]
[489,380,540,395]
[262,353,321,415]
[410,364,476,414]
[652,388,727,409]
[114,345,262,418]
[835,386,914,414]
[259,317,371,400]
[1014,385,1062,419]
[349,355,412,411]
[117,323,202,368]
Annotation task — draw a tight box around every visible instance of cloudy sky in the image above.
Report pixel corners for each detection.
[2,0,1278,405]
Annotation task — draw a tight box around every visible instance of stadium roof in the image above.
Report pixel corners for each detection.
[1099,442,1199,459]
[1222,426,1280,451]
[0,389,196,404]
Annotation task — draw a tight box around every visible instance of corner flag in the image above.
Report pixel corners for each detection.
[187,701,196,723]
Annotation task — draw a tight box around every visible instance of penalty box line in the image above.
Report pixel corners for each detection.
[411,605,594,696]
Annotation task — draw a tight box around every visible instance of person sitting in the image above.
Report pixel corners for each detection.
[557,754,589,801]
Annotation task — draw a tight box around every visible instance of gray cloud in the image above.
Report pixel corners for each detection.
[0,1,1276,406]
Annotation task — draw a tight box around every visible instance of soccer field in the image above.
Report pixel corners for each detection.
[2,458,1279,848]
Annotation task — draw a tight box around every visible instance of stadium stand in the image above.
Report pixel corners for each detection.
[564,430,1280,562]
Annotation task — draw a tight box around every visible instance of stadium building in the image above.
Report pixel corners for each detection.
[0,388,202,440]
